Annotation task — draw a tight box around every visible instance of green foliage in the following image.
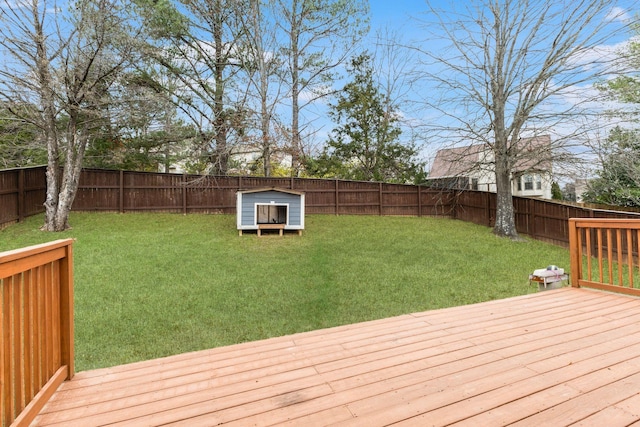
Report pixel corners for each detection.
[132,0,189,38]
[596,34,640,107]
[551,181,563,200]
[0,213,568,371]
[318,52,425,184]
[582,127,640,207]
[588,24,640,207]
[0,106,46,168]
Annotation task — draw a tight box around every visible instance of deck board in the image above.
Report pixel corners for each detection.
[33,287,640,426]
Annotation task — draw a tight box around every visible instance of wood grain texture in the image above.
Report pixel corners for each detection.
[33,288,640,426]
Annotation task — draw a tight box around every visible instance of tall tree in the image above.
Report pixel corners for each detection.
[275,0,369,175]
[134,0,248,175]
[320,53,425,183]
[418,0,632,239]
[237,0,286,177]
[0,0,139,231]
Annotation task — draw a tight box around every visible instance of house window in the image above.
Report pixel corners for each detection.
[524,175,534,190]
[517,177,522,191]
[471,178,479,191]
[536,176,542,190]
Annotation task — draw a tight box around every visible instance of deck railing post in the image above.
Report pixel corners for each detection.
[568,218,580,288]
[59,243,75,378]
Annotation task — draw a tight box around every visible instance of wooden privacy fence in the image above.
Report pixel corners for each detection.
[455,190,640,247]
[569,218,640,296]
[70,169,454,217]
[5,166,640,247]
[0,239,74,427]
[0,166,47,229]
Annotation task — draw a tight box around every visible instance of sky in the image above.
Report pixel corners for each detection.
[370,2,422,28]
[351,0,640,175]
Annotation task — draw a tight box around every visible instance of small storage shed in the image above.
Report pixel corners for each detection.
[236,188,305,236]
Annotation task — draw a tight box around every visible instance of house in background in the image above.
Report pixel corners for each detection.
[427,135,553,199]
[228,144,293,176]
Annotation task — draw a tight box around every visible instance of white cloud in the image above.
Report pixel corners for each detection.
[606,7,633,24]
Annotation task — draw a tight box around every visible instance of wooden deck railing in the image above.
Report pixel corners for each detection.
[569,218,640,296]
[1,239,74,427]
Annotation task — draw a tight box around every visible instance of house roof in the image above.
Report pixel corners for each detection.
[429,135,552,178]
[512,135,552,174]
[237,187,305,196]
[429,144,485,178]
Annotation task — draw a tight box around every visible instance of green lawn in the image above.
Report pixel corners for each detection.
[1,213,570,371]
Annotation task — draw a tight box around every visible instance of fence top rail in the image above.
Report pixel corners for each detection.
[0,238,74,264]
[569,218,640,229]
[0,164,47,173]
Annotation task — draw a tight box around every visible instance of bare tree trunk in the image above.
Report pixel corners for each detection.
[262,94,272,176]
[493,151,518,239]
[290,25,302,177]
[36,5,65,231]
[213,1,228,175]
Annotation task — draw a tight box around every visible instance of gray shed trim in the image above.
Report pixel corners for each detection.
[236,188,305,231]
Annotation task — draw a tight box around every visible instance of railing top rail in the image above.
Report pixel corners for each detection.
[569,218,640,228]
[0,238,74,263]
[0,239,74,279]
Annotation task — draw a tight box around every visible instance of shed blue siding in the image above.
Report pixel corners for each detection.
[239,190,303,227]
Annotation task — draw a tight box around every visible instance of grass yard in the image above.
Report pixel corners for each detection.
[0,213,570,372]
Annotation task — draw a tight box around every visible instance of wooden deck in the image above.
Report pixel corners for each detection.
[33,287,640,426]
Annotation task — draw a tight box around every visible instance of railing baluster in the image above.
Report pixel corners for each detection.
[24,269,33,404]
[627,229,634,288]
[2,276,10,424]
[617,229,624,286]
[637,229,640,286]
[607,229,614,284]
[586,227,592,281]
[12,274,22,420]
[597,229,603,283]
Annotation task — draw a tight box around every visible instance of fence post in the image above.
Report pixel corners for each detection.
[568,219,580,288]
[119,170,124,213]
[486,192,492,227]
[417,185,422,217]
[18,168,25,222]
[182,174,187,215]
[335,179,339,215]
[529,198,537,239]
[379,182,383,216]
